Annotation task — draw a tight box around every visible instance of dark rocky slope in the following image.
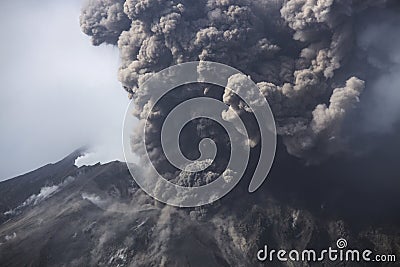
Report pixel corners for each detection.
[0,150,399,267]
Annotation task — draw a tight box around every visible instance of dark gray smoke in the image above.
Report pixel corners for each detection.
[81,0,399,163]
[80,0,131,45]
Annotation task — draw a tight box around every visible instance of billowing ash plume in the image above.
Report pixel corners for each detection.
[80,0,130,45]
[80,0,398,162]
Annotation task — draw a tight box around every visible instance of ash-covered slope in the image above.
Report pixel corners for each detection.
[0,150,399,267]
[0,149,82,220]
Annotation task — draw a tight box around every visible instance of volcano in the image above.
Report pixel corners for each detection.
[0,150,399,266]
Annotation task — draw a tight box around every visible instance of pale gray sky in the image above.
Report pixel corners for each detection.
[0,0,129,181]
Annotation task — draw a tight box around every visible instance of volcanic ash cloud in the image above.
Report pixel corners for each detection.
[80,0,399,162]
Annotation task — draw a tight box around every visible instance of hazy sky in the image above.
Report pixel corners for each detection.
[0,0,129,181]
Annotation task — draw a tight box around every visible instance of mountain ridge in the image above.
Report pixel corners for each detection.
[0,150,399,266]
